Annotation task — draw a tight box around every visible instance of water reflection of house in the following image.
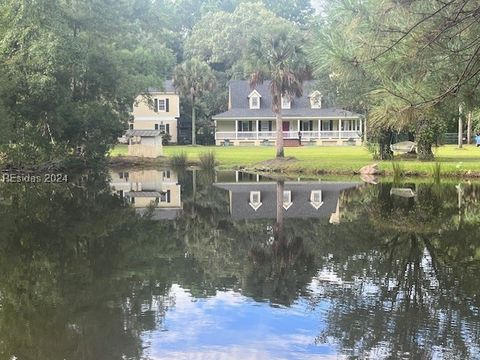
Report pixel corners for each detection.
[110,169,182,220]
[214,179,359,224]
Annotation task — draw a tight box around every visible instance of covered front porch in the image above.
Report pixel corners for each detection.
[215,118,363,146]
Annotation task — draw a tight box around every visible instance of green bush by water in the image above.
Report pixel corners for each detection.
[392,161,405,182]
[170,151,188,167]
[199,151,216,170]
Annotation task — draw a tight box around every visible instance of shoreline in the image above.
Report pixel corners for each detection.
[108,155,480,179]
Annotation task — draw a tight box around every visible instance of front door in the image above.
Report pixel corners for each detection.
[282,121,290,131]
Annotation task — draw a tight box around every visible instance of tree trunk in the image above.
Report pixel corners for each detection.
[458,104,463,149]
[416,118,434,161]
[275,180,284,241]
[191,96,196,146]
[378,128,393,160]
[467,111,472,144]
[417,140,434,160]
[275,112,284,158]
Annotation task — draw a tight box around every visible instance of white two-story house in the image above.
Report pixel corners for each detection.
[212,80,363,146]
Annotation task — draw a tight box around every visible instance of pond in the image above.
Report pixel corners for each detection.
[1,168,480,359]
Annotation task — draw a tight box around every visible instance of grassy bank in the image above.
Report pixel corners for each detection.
[110,144,480,177]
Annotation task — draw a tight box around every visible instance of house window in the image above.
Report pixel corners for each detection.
[249,191,262,211]
[310,190,324,209]
[250,96,260,109]
[160,190,171,203]
[283,190,292,210]
[321,120,333,131]
[260,121,270,132]
[250,191,261,204]
[163,170,171,179]
[158,99,166,111]
[155,124,166,132]
[310,91,322,109]
[311,190,322,203]
[281,96,291,109]
[238,121,253,132]
[300,121,313,131]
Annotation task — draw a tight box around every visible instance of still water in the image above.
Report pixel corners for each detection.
[1,168,480,359]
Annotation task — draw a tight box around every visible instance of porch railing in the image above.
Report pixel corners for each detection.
[215,130,361,140]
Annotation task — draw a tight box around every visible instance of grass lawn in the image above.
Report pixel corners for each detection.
[110,144,480,176]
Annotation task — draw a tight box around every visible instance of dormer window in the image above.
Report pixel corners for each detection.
[309,91,322,109]
[248,90,261,109]
[310,190,324,209]
[281,96,291,109]
[249,191,262,211]
[283,190,293,210]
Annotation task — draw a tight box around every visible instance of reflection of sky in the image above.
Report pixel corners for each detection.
[142,284,341,360]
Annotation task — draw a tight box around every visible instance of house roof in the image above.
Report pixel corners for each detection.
[213,80,361,120]
[125,129,162,137]
[146,79,176,94]
[125,191,163,197]
[214,181,360,220]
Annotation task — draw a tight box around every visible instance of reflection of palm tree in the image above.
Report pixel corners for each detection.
[247,180,315,305]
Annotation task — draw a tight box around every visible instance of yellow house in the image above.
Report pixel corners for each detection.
[110,169,183,220]
[131,80,180,144]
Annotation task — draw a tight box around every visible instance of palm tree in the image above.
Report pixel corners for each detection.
[174,59,216,145]
[247,29,308,158]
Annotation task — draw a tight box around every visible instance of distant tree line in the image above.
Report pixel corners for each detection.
[2,0,480,164]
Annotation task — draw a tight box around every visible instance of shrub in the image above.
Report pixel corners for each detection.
[170,151,187,167]
[199,151,216,170]
[365,142,380,160]
[162,133,171,146]
[432,162,442,183]
[391,161,404,182]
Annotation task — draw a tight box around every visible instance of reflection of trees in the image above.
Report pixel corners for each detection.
[310,183,480,359]
[0,170,185,360]
[173,176,317,305]
[245,180,316,305]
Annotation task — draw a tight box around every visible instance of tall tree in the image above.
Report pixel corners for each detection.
[246,28,308,158]
[174,59,216,145]
[309,0,480,160]
[0,0,174,165]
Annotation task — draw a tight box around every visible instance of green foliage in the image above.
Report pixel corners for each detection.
[0,0,174,166]
[184,3,299,77]
[365,142,380,160]
[432,162,442,184]
[199,151,216,170]
[245,26,308,158]
[391,161,404,182]
[162,133,172,146]
[174,58,216,145]
[170,151,188,167]
[308,0,480,159]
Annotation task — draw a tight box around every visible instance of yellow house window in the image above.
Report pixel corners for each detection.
[158,99,166,111]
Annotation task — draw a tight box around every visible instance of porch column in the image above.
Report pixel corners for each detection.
[339,119,342,139]
[256,120,259,140]
[297,119,300,133]
[235,120,238,140]
[318,120,321,138]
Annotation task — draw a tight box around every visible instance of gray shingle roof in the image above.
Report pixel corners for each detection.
[146,79,176,93]
[125,129,162,137]
[213,80,361,120]
[214,181,360,220]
